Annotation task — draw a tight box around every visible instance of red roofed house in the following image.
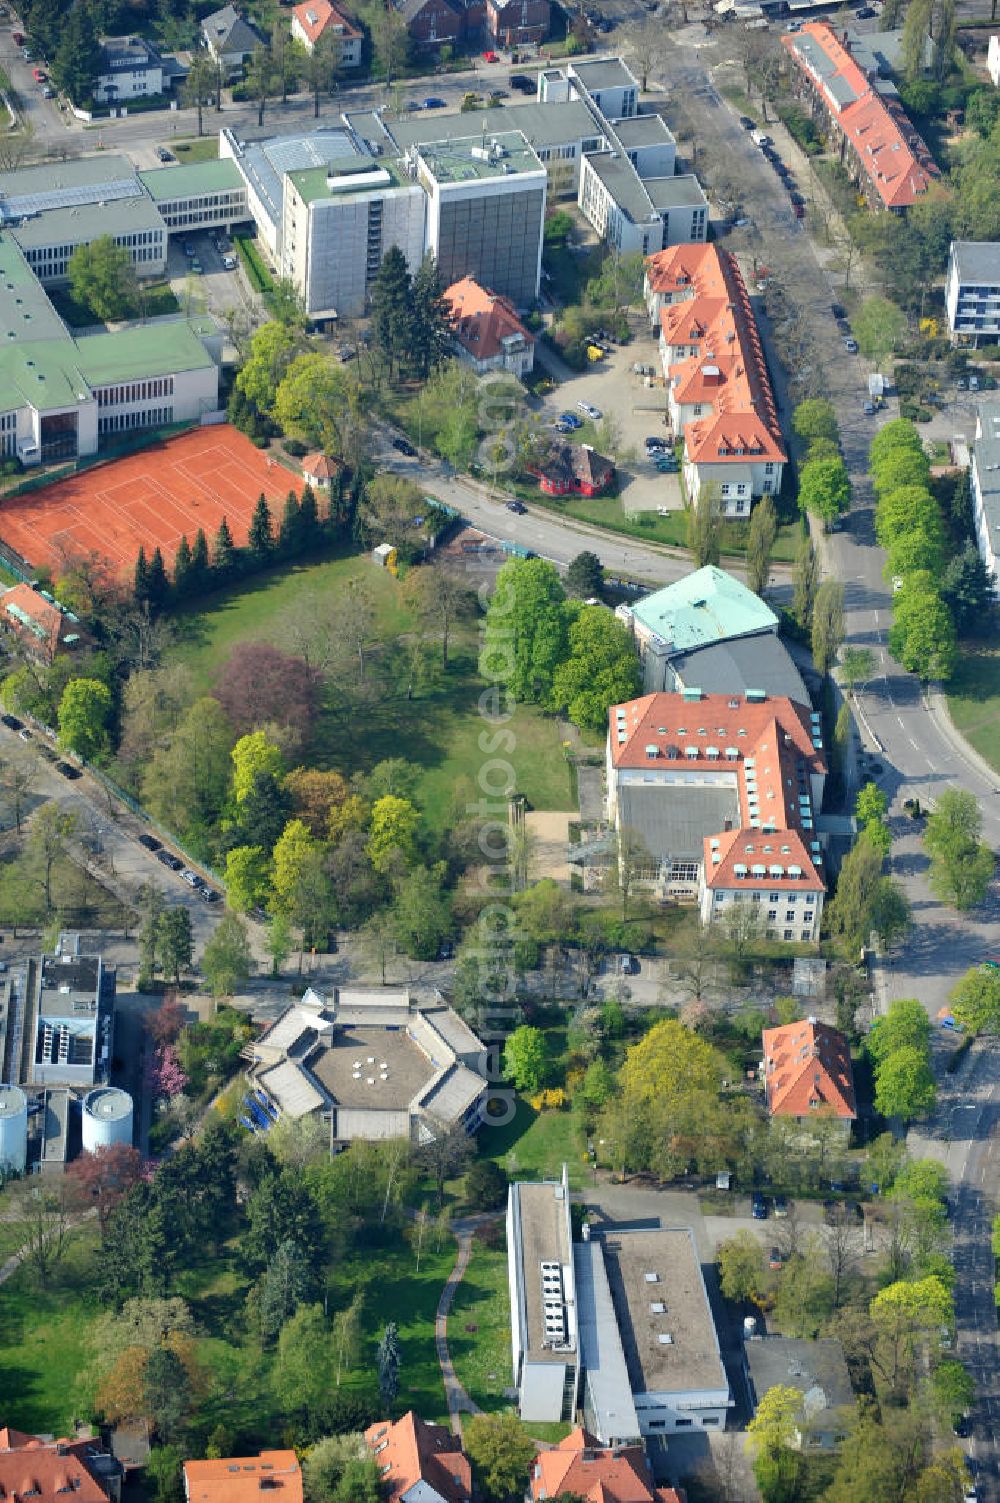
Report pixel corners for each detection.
[529,1428,685,1503]
[444,276,535,377]
[606,688,825,935]
[643,244,785,515]
[761,1018,857,1136]
[0,1430,122,1503]
[781,23,938,212]
[535,442,615,497]
[0,582,92,664]
[183,1454,302,1503]
[301,452,340,493]
[290,0,361,63]
[364,1412,471,1503]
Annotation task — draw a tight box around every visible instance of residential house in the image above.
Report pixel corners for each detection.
[201,5,266,77]
[486,0,550,47]
[301,452,340,491]
[398,0,465,49]
[0,582,91,664]
[183,1455,302,1503]
[606,688,826,928]
[990,33,1000,86]
[535,442,615,497]
[529,1428,685,1503]
[970,402,1000,587]
[94,35,166,104]
[781,23,939,212]
[644,243,785,512]
[0,1430,122,1503]
[744,1337,853,1449]
[290,0,362,65]
[945,240,1000,346]
[364,1413,471,1503]
[616,565,807,702]
[444,275,536,376]
[760,1018,857,1132]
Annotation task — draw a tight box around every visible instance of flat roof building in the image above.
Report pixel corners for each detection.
[970,402,1000,588]
[600,1227,731,1437]
[507,1167,580,1424]
[247,986,487,1143]
[744,1336,853,1449]
[946,239,1000,347]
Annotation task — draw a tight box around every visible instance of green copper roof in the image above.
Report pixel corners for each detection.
[139,158,243,201]
[630,565,778,651]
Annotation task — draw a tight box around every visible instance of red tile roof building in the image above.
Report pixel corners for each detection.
[643,244,785,515]
[443,276,535,377]
[183,1454,302,1503]
[365,1413,471,1503]
[606,689,826,935]
[290,0,361,62]
[529,1429,685,1503]
[761,1018,857,1123]
[0,582,92,664]
[301,452,340,490]
[0,1431,122,1503]
[781,23,939,210]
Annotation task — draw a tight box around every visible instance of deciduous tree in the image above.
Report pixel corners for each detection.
[464,1412,536,1503]
[200,914,253,999]
[503,1024,547,1092]
[950,964,1000,1034]
[552,605,641,733]
[68,235,137,321]
[58,676,112,760]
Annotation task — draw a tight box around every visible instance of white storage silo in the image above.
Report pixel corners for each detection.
[0,1084,28,1177]
[81,1086,134,1153]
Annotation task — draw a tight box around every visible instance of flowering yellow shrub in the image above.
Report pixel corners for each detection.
[528,1087,568,1111]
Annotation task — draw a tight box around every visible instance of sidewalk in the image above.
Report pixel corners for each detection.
[925,685,1000,793]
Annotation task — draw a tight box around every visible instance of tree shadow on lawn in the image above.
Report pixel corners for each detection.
[479,1097,540,1164]
[0,1363,49,1431]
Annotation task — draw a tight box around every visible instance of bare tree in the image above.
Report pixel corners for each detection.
[1,755,36,834]
[12,1179,77,1281]
[824,1206,858,1308]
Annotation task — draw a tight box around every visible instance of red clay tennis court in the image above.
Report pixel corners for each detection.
[0,425,304,578]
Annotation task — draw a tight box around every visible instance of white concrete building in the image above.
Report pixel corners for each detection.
[507,1168,580,1424]
[970,403,1000,589]
[581,1228,732,1440]
[988,33,1000,86]
[94,35,166,104]
[946,239,1000,346]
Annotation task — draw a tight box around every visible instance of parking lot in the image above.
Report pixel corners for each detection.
[537,329,685,514]
[166,228,250,324]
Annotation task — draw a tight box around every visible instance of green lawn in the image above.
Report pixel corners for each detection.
[945,643,1000,774]
[172,137,221,163]
[481,1099,586,1188]
[167,552,574,826]
[0,1225,102,1434]
[444,1233,511,1413]
[522,490,802,563]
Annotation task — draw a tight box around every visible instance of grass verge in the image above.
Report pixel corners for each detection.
[945,643,1000,775]
[172,136,221,163]
[481,1098,586,1187]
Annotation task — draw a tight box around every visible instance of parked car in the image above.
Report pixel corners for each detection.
[559,411,583,429]
[55,761,81,779]
[844,337,859,353]
[792,201,805,218]
[751,1193,768,1219]
[183,241,195,257]
[738,115,755,129]
[156,850,184,871]
[620,953,639,975]
[509,73,534,92]
[768,1246,783,1270]
[39,744,58,763]
[222,255,237,270]
[831,302,847,320]
[954,1415,971,1438]
[751,130,771,147]
[772,1194,789,1217]
[576,400,602,420]
[553,420,573,434]
[506,499,527,513]
[482,49,499,61]
[421,96,447,109]
[180,868,201,887]
[190,259,202,274]
[31,65,45,80]
[392,436,417,456]
[0,713,21,730]
[157,147,173,161]
[41,84,53,96]
[645,435,670,450]
[199,887,221,903]
[855,5,875,15]
[863,399,876,415]
[138,833,162,852]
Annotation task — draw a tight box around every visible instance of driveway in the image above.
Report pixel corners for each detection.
[536,330,683,515]
[166,229,251,326]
